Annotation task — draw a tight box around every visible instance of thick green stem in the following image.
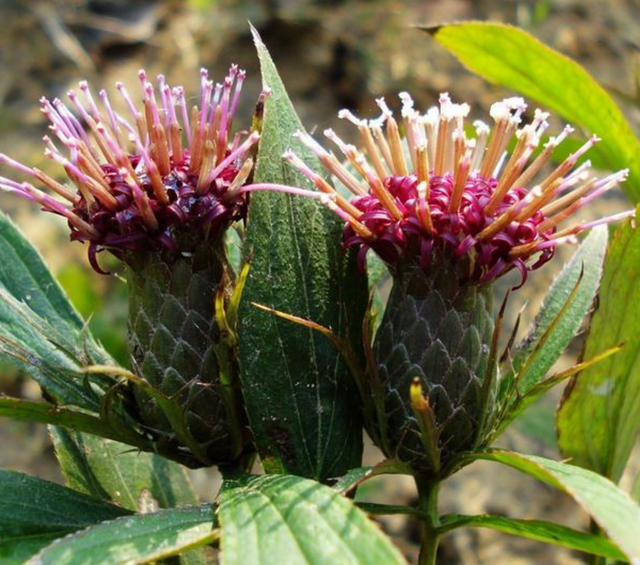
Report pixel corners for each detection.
[415,475,441,565]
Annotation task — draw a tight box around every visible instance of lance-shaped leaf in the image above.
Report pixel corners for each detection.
[466,450,640,562]
[424,22,640,202]
[0,470,130,563]
[31,505,217,565]
[438,514,625,560]
[0,212,83,331]
[236,27,368,481]
[0,211,112,408]
[558,214,640,481]
[0,211,199,515]
[0,396,140,445]
[493,346,621,440]
[50,429,198,512]
[331,459,409,495]
[502,226,607,397]
[217,474,405,564]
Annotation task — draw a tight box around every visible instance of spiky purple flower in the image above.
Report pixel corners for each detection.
[242,92,635,474]
[0,66,258,272]
[248,93,631,285]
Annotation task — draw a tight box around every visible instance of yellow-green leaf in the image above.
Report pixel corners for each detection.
[557,213,640,481]
[469,450,640,563]
[425,22,640,202]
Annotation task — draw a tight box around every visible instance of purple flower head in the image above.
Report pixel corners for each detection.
[248,93,632,286]
[0,66,259,272]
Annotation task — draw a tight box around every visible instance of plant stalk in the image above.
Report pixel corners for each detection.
[415,475,441,565]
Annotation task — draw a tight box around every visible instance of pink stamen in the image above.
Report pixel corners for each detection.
[575,209,635,232]
[174,86,191,143]
[240,183,331,201]
[0,154,36,176]
[116,82,142,125]
[144,82,161,127]
[204,131,260,185]
[79,81,102,122]
[99,89,124,146]
[230,69,246,117]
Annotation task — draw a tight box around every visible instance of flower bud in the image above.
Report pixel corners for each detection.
[0,67,257,467]
[374,262,494,474]
[264,92,632,475]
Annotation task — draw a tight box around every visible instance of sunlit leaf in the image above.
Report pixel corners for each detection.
[504,226,607,396]
[425,22,640,202]
[217,474,405,564]
[439,514,625,560]
[557,214,640,481]
[31,505,217,565]
[468,450,640,562]
[50,430,198,512]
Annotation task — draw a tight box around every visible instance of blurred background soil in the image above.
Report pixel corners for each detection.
[1,0,640,562]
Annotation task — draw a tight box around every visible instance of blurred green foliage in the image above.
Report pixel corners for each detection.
[56,263,128,367]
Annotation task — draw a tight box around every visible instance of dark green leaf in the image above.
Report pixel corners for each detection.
[50,429,198,512]
[0,470,130,562]
[0,469,130,535]
[31,505,217,565]
[0,533,61,565]
[0,396,146,445]
[217,474,404,564]
[0,211,111,408]
[0,211,83,330]
[425,22,640,202]
[237,27,368,481]
[0,286,102,409]
[0,211,109,363]
[468,450,640,562]
[439,514,625,560]
[557,214,640,481]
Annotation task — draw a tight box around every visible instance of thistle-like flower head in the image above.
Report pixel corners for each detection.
[0,66,258,272]
[276,93,632,285]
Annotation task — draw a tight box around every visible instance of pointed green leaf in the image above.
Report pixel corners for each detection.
[0,534,61,565]
[332,466,375,494]
[331,459,409,494]
[0,396,132,442]
[0,470,130,562]
[557,214,640,481]
[508,226,607,394]
[0,213,198,514]
[439,514,625,560]
[0,211,109,362]
[0,211,83,330]
[217,474,405,564]
[237,28,368,481]
[425,22,640,202]
[467,450,640,562]
[0,287,102,410]
[0,211,112,408]
[0,470,130,535]
[31,505,217,565]
[50,429,198,512]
